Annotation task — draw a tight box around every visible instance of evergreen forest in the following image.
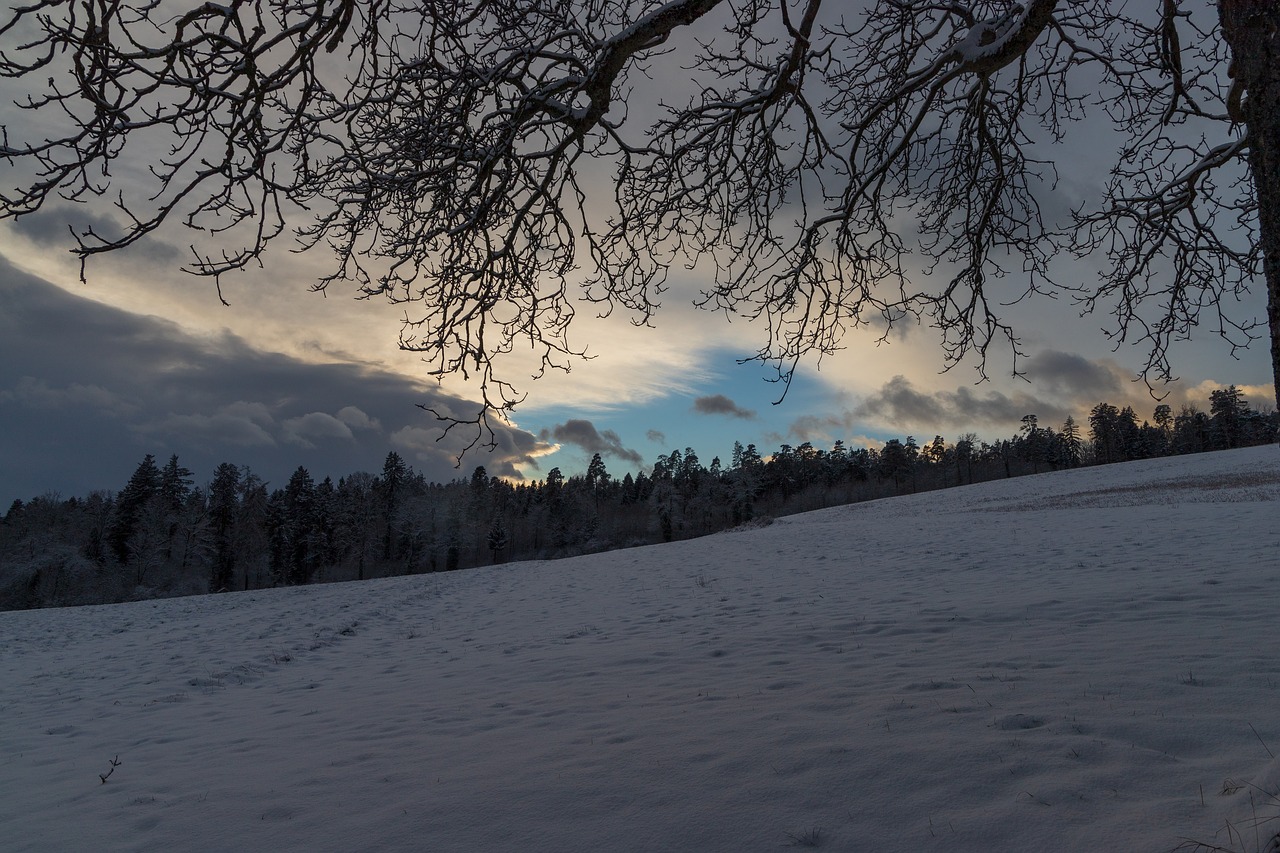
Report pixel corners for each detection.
[3,387,1275,611]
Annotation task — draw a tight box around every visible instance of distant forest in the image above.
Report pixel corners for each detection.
[3,386,1276,611]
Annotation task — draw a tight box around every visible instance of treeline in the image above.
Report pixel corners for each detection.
[2,386,1274,610]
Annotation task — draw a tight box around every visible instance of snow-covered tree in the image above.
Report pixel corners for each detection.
[487,518,509,564]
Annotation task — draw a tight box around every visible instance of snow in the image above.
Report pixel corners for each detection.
[953,11,1024,65]
[3,446,1279,852]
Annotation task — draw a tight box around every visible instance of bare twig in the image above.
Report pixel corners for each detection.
[1250,723,1275,759]
[99,754,121,784]
[1,0,1271,428]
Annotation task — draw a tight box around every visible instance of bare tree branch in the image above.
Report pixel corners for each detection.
[2,0,1277,437]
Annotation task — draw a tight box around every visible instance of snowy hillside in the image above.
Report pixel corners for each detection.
[2,446,1279,852]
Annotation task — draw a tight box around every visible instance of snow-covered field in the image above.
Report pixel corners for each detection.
[3,447,1279,852]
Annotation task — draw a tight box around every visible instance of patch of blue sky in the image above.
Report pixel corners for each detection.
[516,349,877,479]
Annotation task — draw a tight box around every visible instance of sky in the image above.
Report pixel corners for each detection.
[0,2,1274,507]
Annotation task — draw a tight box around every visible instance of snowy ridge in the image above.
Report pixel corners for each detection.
[2,445,1279,851]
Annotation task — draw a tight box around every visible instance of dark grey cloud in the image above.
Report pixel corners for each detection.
[0,256,550,504]
[856,375,945,425]
[692,393,757,419]
[787,413,852,443]
[336,406,381,432]
[945,385,1067,427]
[1023,349,1126,401]
[391,424,542,480]
[281,412,356,448]
[539,419,643,465]
[8,206,185,267]
[831,350,1188,443]
[0,376,139,418]
[855,374,1070,432]
[145,407,278,448]
[645,429,666,444]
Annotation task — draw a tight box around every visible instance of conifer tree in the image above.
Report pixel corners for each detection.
[1209,385,1248,448]
[108,454,161,565]
[208,463,241,592]
[156,455,194,559]
[159,455,194,513]
[879,440,911,492]
[1058,417,1084,469]
[586,453,609,508]
[1089,404,1122,465]
[1018,415,1045,473]
[487,518,508,564]
[380,452,408,561]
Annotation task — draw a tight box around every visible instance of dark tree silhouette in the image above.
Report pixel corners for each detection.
[379,452,408,561]
[2,386,1276,610]
[1208,384,1248,447]
[208,462,240,592]
[107,454,161,565]
[1058,416,1084,468]
[2,0,1278,429]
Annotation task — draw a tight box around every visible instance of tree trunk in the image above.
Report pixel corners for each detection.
[1220,1,1280,409]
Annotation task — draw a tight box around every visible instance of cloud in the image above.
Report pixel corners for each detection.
[945,385,1064,427]
[855,376,946,426]
[0,256,553,503]
[782,414,884,450]
[0,376,137,417]
[646,429,666,445]
[390,425,545,480]
[786,413,853,444]
[849,360,1186,438]
[1023,350,1126,400]
[221,401,276,427]
[8,208,125,246]
[282,412,357,448]
[1180,380,1275,411]
[147,409,279,448]
[692,394,757,420]
[337,406,381,432]
[853,375,1072,433]
[7,206,185,267]
[539,419,643,465]
[387,427,448,477]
